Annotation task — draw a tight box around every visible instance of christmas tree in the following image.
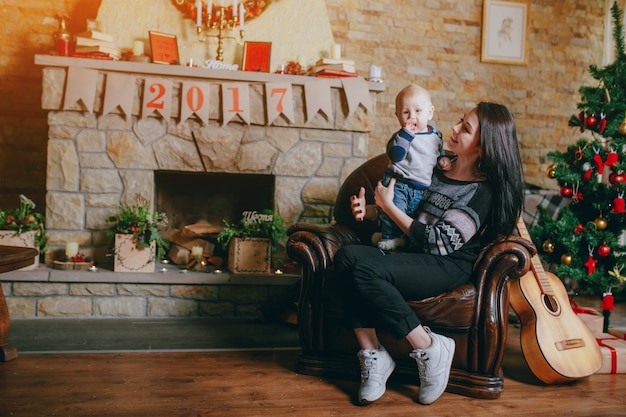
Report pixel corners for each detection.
[530,2,626,306]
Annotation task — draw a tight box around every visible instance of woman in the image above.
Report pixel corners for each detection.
[336,102,524,406]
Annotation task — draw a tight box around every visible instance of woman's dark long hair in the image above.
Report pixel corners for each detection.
[477,102,525,239]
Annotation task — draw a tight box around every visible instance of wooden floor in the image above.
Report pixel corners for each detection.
[0,326,623,416]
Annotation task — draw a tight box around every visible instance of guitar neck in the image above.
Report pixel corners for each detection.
[516,217,554,296]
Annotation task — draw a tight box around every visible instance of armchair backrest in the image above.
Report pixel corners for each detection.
[333,154,389,245]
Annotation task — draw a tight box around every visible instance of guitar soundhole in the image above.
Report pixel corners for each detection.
[543,294,561,316]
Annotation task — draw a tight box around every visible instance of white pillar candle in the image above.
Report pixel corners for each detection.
[132,40,144,56]
[191,246,203,257]
[65,242,79,258]
[233,0,237,15]
[208,0,213,16]
[196,0,202,27]
[297,55,307,66]
[239,3,244,29]
[330,44,341,60]
[220,0,224,7]
[369,64,382,80]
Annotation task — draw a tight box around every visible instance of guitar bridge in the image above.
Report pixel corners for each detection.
[555,338,586,351]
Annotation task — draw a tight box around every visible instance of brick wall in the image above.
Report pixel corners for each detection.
[0,0,606,210]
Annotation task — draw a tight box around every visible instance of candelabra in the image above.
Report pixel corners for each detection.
[196,3,245,62]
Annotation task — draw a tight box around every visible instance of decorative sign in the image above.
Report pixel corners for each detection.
[221,82,250,125]
[180,81,211,124]
[142,77,173,120]
[265,82,294,124]
[304,79,333,121]
[103,73,135,118]
[242,41,272,72]
[203,60,239,71]
[149,31,180,65]
[61,66,372,126]
[63,67,98,113]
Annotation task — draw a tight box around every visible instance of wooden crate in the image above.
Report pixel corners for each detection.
[227,237,271,274]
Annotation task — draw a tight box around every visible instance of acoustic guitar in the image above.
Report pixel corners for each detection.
[509,218,602,384]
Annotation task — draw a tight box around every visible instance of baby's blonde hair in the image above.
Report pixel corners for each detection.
[395,84,432,112]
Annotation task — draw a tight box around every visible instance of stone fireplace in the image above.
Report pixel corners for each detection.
[35,55,384,265]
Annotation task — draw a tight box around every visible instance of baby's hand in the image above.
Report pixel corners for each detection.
[438,156,452,171]
[404,120,419,134]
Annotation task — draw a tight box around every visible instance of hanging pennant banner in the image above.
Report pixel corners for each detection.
[222,82,250,125]
[63,67,98,113]
[265,82,294,124]
[341,77,372,118]
[102,73,135,118]
[142,77,173,121]
[304,79,333,121]
[181,81,211,125]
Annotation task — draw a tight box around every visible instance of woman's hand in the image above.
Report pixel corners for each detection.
[374,178,396,212]
[350,187,367,221]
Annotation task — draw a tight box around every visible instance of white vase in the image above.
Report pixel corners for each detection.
[0,230,39,270]
[113,234,156,273]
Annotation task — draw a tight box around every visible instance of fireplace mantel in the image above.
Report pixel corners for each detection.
[35,54,385,266]
[35,55,386,91]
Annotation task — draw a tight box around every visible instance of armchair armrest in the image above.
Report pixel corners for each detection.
[468,235,537,374]
[286,223,361,272]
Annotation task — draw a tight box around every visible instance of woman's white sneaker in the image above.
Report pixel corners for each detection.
[357,347,396,405]
[409,328,455,405]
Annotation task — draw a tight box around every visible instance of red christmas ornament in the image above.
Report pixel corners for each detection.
[598,243,611,257]
[584,254,598,275]
[611,171,625,183]
[612,195,626,213]
[574,223,585,233]
[593,151,604,174]
[585,115,597,127]
[583,168,594,181]
[560,186,573,197]
[605,149,618,166]
[600,292,615,310]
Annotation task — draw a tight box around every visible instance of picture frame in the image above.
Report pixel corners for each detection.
[242,41,272,72]
[481,0,529,65]
[149,31,180,65]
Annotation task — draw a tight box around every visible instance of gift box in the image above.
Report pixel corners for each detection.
[577,310,605,337]
[608,327,626,340]
[595,333,626,374]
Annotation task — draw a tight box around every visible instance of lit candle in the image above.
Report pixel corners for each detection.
[196,0,202,27]
[239,3,245,29]
[132,40,144,56]
[331,44,341,60]
[191,246,203,257]
[65,242,79,258]
[233,0,237,16]
[208,0,212,16]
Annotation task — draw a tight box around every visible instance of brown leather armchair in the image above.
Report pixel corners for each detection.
[286,154,536,399]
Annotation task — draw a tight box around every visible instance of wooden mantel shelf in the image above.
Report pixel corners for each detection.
[34,54,386,91]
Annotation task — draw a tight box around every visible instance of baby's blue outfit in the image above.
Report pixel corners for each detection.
[380,125,443,243]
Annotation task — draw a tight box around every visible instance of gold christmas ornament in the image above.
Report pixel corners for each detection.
[542,240,555,253]
[546,164,556,179]
[619,122,626,136]
[595,215,608,230]
[560,253,572,265]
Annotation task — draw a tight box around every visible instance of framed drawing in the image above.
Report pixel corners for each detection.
[481,0,529,65]
[149,31,180,65]
[242,41,272,72]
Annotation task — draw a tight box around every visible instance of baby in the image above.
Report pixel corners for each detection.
[377,84,449,250]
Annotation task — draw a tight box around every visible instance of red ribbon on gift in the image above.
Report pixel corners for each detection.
[597,337,620,374]
[570,299,600,315]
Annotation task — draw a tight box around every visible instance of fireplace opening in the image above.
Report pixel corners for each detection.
[155,171,275,240]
